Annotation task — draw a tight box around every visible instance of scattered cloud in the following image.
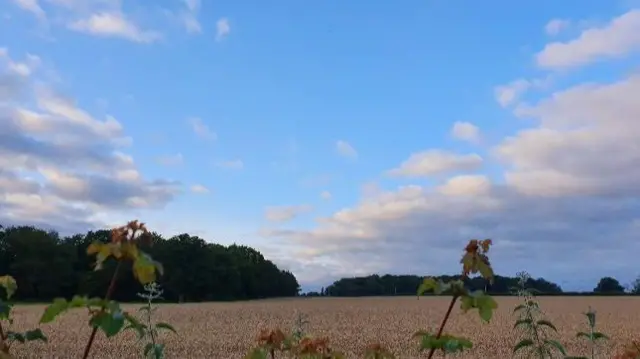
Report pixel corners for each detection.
[69,12,161,43]
[215,18,230,42]
[335,140,358,159]
[0,48,41,77]
[536,9,640,70]
[494,76,553,107]
[265,205,313,222]
[215,159,244,170]
[9,0,45,20]
[263,10,640,287]
[156,153,184,166]
[450,121,480,144]
[0,47,180,234]
[180,0,202,34]
[190,184,209,194]
[187,117,217,140]
[545,18,571,36]
[320,191,332,200]
[387,150,483,178]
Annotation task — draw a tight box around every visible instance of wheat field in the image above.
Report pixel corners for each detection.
[7,297,640,358]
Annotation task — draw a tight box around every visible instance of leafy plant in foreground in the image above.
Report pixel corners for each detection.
[38,220,165,359]
[0,276,46,356]
[564,306,609,359]
[127,281,177,359]
[512,271,567,358]
[415,239,498,358]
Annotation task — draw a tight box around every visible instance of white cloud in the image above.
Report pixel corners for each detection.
[9,0,46,20]
[450,121,480,143]
[69,12,161,43]
[387,150,483,177]
[265,205,313,222]
[494,76,553,107]
[156,153,183,166]
[0,49,41,77]
[494,79,531,107]
[320,191,332,200]
[215,17,230,42]
[335,140,358,159]
[262,12,640,287]
[190,184,209,194]
[180,0,201,34]
[215,159,244,170]
[437,175,491,196]
[187,117,216,140]
[536,10,640,69]
[545,18,571,36]
[0,47,180,234]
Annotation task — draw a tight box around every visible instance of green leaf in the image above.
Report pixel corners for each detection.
[536,319,558,332]
[0,301,12,320]
[155,322,177,334]
[513,339,534,353]
[24,328,47,343]
[0,276,17,300]
[460,296,474,312]
[243,348,269,359]
[477,260,494,282]
[543,339,567,355]
[591,332,609,341]
[6,331,25,344]
[151,343,165,359]
[40,298,69,323]
[144,342,154,357]
[90,310,125,337]
[417,277,437,296]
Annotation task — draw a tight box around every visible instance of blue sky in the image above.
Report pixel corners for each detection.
[2,0,640,292]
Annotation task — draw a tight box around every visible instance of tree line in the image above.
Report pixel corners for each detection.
[303,274,638,297]
[0,225,300,302]
[3,223,637,302]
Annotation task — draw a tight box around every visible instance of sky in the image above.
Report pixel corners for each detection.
[2,0,640,293]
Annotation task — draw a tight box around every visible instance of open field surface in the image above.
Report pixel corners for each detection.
[7,296,640,358]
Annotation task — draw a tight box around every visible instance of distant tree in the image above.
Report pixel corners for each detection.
[0,224,300,302]
[593,276,625,294]
[629,276,640,295]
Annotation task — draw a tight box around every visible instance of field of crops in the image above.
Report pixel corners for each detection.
[8,296,640,358]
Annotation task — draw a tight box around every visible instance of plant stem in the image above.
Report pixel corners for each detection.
[0,323,7,353]
[81,260,123,359]
[427,295,458,359]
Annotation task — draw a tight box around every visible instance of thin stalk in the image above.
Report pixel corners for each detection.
[0,323,7,353]
[427,295,459,359]
[81,260,123,359]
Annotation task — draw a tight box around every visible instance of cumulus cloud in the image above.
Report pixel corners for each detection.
[262,11,640,288]
[450,121,480,144]
[265,205,313,222]
[536,9,640,69]
[335,140,358,159]
[0,48,180,235]
[387,150,483,177]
